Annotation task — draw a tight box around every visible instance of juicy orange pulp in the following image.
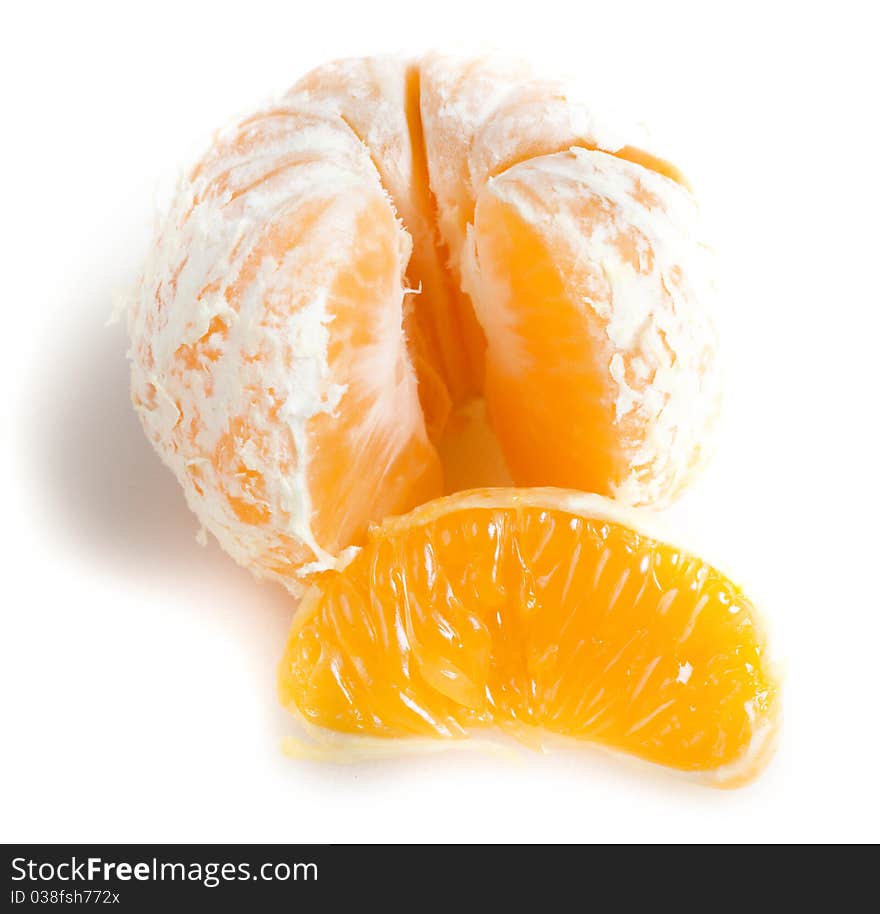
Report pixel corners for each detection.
[472,191,618,493]
[279,491,778,783]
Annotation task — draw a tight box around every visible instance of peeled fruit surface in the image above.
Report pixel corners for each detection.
[468,148,718,505]
[279,489,778,785]
[128,53,720,589]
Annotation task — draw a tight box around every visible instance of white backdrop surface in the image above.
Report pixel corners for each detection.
[2,0,878,842]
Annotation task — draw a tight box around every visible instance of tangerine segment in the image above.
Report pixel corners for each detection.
[466,148,720,507]
[279,489,778,785]
[129,105,441,586]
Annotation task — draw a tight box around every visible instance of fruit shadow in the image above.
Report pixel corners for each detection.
[30,310,212,578]
[281,728,774,812]
[23,282,294,685]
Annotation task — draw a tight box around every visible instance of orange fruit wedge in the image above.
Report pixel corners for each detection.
[278,488,779,786]
[466,148,718,506]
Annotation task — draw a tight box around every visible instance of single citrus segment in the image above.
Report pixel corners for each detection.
[279,489,778,785]
[129,99,442,585]
[466,148,718,506]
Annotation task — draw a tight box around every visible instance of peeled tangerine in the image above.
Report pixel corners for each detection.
[128,54,774,784]
[128,53,720,589]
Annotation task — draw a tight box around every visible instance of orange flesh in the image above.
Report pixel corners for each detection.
[279,495,778,778]
[401,65,486,408]
[472,191,619,493]
[305,201,442,554]
[615,145,690,190]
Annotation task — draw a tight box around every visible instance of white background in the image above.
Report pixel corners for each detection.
[3,0,878,843]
